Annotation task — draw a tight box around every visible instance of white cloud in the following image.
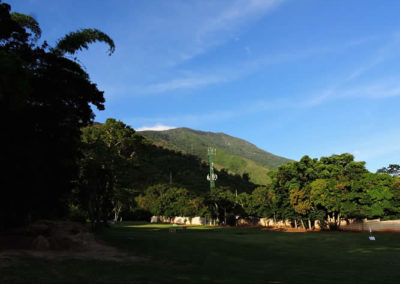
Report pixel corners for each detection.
[136,124,176,131]
[127,110,236,131]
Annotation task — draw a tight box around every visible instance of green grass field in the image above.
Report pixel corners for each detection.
[2,222,400,283]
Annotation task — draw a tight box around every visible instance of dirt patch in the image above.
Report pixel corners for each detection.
[0,220,143,265]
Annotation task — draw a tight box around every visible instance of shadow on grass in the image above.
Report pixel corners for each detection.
[3,222,400,283]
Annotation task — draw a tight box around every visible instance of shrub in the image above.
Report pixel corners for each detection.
[328,222,340,231]
[226,214,237,226]
[68,205,87,224]
[121,208,152,221]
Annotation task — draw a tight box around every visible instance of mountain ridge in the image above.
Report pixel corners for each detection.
[139,127,292,185]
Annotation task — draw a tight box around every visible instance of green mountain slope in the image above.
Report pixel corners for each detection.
[139,128,291,185]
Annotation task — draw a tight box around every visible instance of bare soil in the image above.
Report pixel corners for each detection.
[0,220,143,267]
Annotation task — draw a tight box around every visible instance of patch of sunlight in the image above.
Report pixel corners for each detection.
[186,225,219,230]
[349,247,400,254]
[371,247,400,251]
[123,223,220,230]
[348,248,372,254]
[124,224,172,229]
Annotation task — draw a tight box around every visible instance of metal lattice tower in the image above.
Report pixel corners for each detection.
[207,147,217,189]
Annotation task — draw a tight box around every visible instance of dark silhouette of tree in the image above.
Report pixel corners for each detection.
[0,1,114,230]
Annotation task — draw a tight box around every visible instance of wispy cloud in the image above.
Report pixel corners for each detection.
[348,128,400,170]
[303,76,400,107]
[136,35,381,95]
[146,0,286,68]
[144,74,226,94]
[298,33,400,107]
[178,0,285,63]
[195,0,284,45]
[136,124,176,131]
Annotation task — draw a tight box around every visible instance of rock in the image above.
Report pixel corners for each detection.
[32,235,50,250]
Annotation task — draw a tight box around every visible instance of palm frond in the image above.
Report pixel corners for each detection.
[55,28,115,56]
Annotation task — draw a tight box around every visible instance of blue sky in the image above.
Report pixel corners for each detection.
[8,0,400,171]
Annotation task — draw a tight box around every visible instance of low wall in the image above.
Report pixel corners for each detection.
[341,219,400,232]
[150,216,400,231]
[258,218,292,227]
[150,216,213,225]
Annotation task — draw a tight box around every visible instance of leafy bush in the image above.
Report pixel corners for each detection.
[226,214,237,226]
[68,205,87,224]
[121,208,152,221]
[327,222,340,231]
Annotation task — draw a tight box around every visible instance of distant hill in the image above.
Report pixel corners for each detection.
[128,136,257,195]
[139,128,291,185]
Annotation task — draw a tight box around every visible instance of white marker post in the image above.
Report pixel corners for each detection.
[369,227,376,241]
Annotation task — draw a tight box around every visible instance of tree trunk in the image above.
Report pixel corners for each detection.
[88,194,95,231]
[294,219,298,228]
[224,208,227,225]
[300,219,305,229]
[308,219,312,230]
[113,203,122,223]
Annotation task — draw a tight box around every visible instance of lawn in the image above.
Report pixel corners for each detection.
[2,222,400,283]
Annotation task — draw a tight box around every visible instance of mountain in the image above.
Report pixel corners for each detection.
[139,128,291,185]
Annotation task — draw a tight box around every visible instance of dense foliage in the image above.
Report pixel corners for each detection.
[130,153,400,228]
[265,154,400,228]
[0,1,113,229]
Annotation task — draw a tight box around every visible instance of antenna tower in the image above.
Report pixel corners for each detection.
[207,147,217,189]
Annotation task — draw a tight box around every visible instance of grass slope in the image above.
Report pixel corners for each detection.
[140,128,291,185]
[128,136,256,194]
[2,223,400,283]
[213,148,270,185]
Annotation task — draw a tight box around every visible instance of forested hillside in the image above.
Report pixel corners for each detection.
[86,122,256,195]
[140,128,291,185]
[75,119,256,226]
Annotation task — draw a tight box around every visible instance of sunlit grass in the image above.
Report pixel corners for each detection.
[122,221,220,230]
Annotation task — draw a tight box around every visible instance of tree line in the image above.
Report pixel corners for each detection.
[74,118,400,230]
[134,154,400,229]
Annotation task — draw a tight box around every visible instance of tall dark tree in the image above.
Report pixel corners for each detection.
[0,1,114,229]
[77,119,139,229]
